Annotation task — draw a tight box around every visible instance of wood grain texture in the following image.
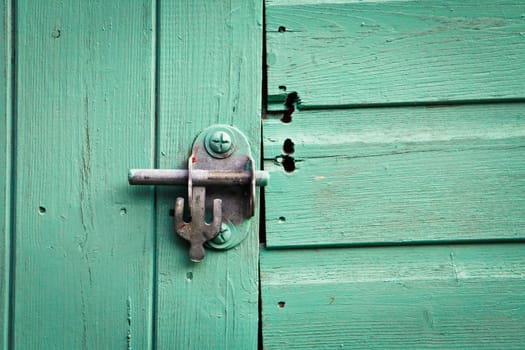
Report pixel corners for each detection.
[261,244,525,349]
[263,104,525,248]
[13,1,156,348]
[265,0,525,107]
[155,1,262,349]
[0,1,12,348]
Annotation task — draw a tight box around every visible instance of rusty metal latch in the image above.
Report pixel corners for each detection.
[128,125,269,262]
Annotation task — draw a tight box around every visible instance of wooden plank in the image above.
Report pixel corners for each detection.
[263,104,525,247]
[155,1,262,349]
[0,1,13,348]
[13,1,156,348]
[261,244,525,349]
[265,0,525,107]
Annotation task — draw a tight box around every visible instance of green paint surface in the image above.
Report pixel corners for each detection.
[154,1,262,349]
[266,0,525,106]
[264,104,525,248]
[0,1,13,348]
[11,1,156,348]
[2,0,525,348]
[262,0,525,348]
[2,1,262,348]
[261,244,525,349]
[2,0,263,349]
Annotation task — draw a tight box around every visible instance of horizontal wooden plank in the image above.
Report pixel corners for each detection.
[261,244,525,349]
[263,104,525,247]
[266,0,525,107]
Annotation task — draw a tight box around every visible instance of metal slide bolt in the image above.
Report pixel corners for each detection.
[129,125,268,260]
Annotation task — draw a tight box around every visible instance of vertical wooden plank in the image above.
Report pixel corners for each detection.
[0,0,12,348]
[156,1,262,348]
[13,1,156,348]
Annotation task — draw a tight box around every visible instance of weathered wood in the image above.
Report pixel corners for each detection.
[266,0,525,107]
[263,104,525,248]
[261,244,525,349]
[13,1,156,348]
[155,1,262,348]
[262,1,525,348]
[0,1,13,348]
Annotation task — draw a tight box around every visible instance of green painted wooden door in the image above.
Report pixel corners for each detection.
[2,1,525,349]
[1,1,261,349]
[260,0,525,348]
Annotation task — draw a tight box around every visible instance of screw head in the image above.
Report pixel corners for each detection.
[205,129,235,158]
[212,225,232,244]
[209,131,232,154]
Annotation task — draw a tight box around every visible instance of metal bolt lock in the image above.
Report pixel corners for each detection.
[128,125,269,262]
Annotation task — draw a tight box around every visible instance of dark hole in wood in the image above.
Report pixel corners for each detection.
[281,155,295,172]
[278,26,286,33]
[38,206,46,215]
[278,85,286,91]
[283,138,295,154]
[278,301,286,308]
[280,110,293,123]
[280,92,298,123]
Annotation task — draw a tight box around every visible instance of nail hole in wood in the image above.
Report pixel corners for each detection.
[282,155,295,173]
[186,272,193,281]
[283,138,295,154]
[278,26,286,33]
[280,112,292,123]
[280,92,298,123]
[278,301,286,308]
[38,206,46,215]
